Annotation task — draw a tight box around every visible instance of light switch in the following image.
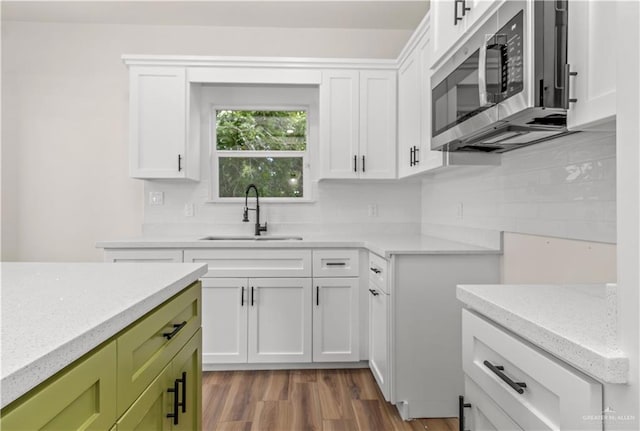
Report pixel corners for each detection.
[184,203,194,217]
[149,191,164,205]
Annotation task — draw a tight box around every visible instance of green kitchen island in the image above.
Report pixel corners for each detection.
[0,262,207,430]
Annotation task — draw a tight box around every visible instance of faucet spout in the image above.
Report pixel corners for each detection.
[243,184,268,236]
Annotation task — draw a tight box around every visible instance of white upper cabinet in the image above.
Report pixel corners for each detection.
[320,69,397,179]
[431,0,502,68]
[128,66,199,180]
[567,1,617,131]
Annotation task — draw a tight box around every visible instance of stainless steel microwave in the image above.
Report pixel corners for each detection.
[431,0,573,153]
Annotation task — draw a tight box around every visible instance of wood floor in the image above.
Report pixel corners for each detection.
[202,368,458,431]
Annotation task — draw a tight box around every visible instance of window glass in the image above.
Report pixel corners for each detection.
[218,157,303,198]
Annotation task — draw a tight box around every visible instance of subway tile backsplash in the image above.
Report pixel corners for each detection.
[421,132,617,243]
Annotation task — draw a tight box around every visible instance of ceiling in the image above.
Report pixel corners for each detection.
[1,1,430,30]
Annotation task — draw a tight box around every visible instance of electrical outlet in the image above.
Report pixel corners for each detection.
[368,204,378,217]
[149,191,164,205]
[184,203,194,217]
[456,202,464,219]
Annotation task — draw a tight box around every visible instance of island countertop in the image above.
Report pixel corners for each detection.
[1,262,207,409]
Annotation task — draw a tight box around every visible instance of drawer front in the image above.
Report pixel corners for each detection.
[117,282,201,417]
[464,376,523,431]
[462,310,603,430]
[313,249,359,277]
[104,249,183,263]
[368,252,388,293]
[184,249,311,277]
[1,341,117,431]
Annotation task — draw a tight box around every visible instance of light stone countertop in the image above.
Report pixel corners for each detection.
[1,262,207,409]
[96,233,502,258]
[457,283,628,384]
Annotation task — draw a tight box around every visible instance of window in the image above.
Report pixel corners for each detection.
[212,108,310,201]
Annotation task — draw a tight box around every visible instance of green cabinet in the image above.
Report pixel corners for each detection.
[0,341,117,431]
[1,282,202,431]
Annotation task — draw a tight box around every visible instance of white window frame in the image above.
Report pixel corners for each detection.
[210,104,312,203]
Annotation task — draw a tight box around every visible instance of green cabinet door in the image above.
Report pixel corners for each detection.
[171,329,202,431]
[0,341,117,431]
[117,365,172,431]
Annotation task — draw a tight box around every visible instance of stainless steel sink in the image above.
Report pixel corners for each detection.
[199,235,303,241]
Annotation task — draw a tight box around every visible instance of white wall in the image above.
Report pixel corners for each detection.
[421,132,617,244]
[1,20,412,261]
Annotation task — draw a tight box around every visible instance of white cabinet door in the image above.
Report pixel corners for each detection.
[464,376,523,431]
[368,285,390,400]
[319,69,396,179]
[359,70,397,179]
[129,66,198,180]
[104,249,183,263]
[567,0,617,131]
[319,70,360,179]
[248,278,312,363]
[201,278,248,364]
[312,278,359,362]
[397,50,422,179]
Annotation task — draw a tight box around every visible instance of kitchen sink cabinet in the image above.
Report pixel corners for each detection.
[128,66,200,180]
[319,69,397,179]
[567,0,617,131]
[0,281,202,431]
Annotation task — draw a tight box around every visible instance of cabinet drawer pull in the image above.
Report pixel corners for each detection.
[326,262,346,266]
[369,267,382,274]
[241,286,245,306]
[251,286,255,306]
[368,288,380,296]
[163,321,187,340]
[316,286,320,306]
[178,371,187,413]
[458,395,472,431]
[167,379,180,425]
[483,360,527,394]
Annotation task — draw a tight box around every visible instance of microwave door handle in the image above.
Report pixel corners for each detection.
[478,41,490,107]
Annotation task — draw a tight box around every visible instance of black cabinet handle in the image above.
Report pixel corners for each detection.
[414,146,420,164]
[353,155,358,172]
[564,64,578,108]
[369,267,381,274]
[163,321,187,340]
[167,379,180,425]
[483,360,527,394]
[241,286,245,306]
[368,288,379,296]
[454,0,463,25]
[316,286,320,306]
[362,155,366,172]
[178,154,182,172]
[461,0,470,16]
[458,395,472,431]
[326,262,346,266]
[410,147,415,167]
[178,371,187,413]
[251,286,255,306]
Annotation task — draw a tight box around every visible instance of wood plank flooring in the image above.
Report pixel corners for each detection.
[202,369,458,431]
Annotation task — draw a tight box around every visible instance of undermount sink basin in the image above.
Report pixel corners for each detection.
[199,235,303,241]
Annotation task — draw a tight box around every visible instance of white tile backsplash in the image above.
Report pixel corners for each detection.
[421,132,617,243]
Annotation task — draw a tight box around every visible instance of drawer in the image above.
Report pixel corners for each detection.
[184,249,311,278]
[313,249,359,277]
[464,376,522,431]
[104,248,183,263]
[368,252,388,292]
[116,281,201,416]
[462,310,603,430]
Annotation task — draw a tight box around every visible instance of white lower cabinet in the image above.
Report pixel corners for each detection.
[368,282,390,400]
[312,278,359,362]
[461,310,603,430]
[202,277,312,365]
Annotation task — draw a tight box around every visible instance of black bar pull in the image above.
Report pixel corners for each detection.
[251,286,255,306]
[178,371,187,413]
[414,146,420,164]
[369,267,381,274]
[483,360,527,394]
[316,286,320,306]
[368,288,380,296]
[167,379,180,425]
[326,262,346,266]
[163,321,187,340]
[410,147,414,166]
[241,286,245,306]
[362,155,366,172]
[454,0,463,25]
[461,0,470,16]
[458,395,472,431]
[353,155,358,172]
[178,154,182,172]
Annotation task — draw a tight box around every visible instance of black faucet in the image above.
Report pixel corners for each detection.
[242,184,268,236]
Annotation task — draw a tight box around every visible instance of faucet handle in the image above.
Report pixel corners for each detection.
[260,221,268,232]
[242,207,249,222]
